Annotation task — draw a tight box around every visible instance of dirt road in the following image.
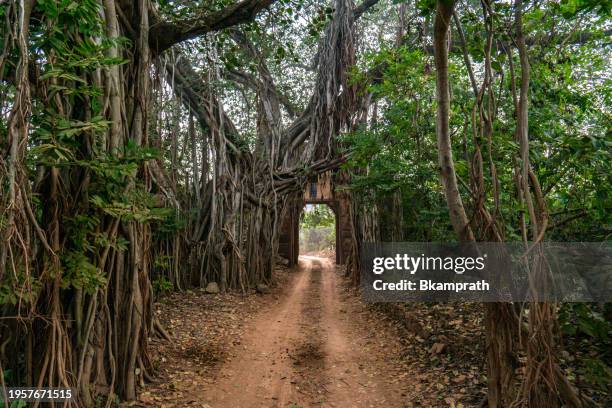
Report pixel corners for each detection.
[145,255,488,407]
[202,256,404,407]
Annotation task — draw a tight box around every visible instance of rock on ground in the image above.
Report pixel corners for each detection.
[205,282,219,294]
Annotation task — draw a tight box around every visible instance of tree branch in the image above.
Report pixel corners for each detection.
[354,0,381,20]
[164,54,242,151]
[225,28,300,117]
[150,0,278,53]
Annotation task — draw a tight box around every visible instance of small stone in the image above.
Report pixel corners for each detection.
[256,283,270,294]
[205,282,220,294]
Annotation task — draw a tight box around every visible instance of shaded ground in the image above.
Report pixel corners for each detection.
[139,256,487,407]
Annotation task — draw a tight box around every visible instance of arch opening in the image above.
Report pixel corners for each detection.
[278,171,350,267]
[299,204,337,260]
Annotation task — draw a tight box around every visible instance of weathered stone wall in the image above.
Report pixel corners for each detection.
[278,171,351,266]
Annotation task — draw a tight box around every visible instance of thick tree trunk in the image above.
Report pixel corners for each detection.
[433,2,518,407]
[433,0,474,243]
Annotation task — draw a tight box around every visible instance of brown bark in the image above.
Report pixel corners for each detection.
[149,0,279,53]
[433,0,474,243]
[0,1,365,406]
[513,1,579,407]
[102,0,123,152]
[434,3,519,407]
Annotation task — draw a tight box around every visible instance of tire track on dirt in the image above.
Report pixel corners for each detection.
[318,257,394,407]
[203,258,315,407]
[193,256,406,407]
[285,258,328,406]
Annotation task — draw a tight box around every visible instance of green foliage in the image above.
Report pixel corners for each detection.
[580,358,612,390]
[36,0,130,61]
[305,5,334,43]
[155,210,188,237]
[343,46,454,240]
[300,226,335,253]
[29,116,111,165]
[152,275,174,295]
[559,304,612,394]
[1,0,172,305]
[415,0,436,15]
[560,304,610,341]
[0,400,27,408]
[520,6,612,240]
[61,251,107,294]
[558,0,611,17]
[0,367,26,407]
[344,1,611,242]
[300,205,335,229]
[0,271,41,306]
[154,255,171,272]
[300,205,335,253]
[90,192,172,223]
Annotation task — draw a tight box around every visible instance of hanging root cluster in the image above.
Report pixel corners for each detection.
[155,0,361,293]
[0,0,364,405]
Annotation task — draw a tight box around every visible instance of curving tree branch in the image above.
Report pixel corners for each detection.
[150,0,278,53]
[354,0,381,19]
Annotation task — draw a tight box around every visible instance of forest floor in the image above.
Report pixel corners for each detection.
[137,255,487,407]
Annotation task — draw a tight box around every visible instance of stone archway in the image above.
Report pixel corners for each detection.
[278,171,352,266]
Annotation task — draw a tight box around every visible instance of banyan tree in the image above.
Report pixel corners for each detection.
[0,0,374,404]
